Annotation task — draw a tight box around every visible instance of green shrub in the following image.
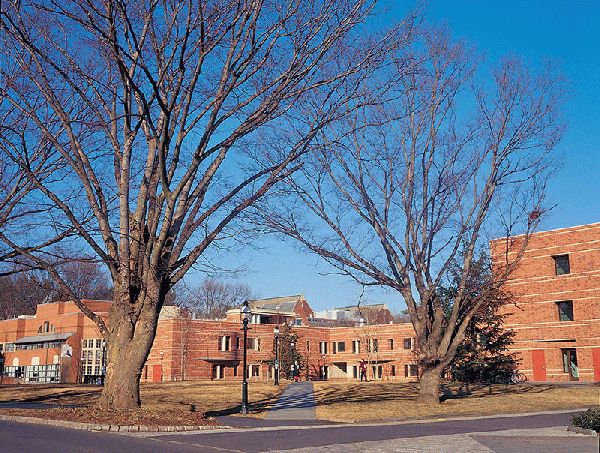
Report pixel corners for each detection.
[571,407,600,432]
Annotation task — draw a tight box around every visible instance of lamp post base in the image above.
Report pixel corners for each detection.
[241,380,249,415]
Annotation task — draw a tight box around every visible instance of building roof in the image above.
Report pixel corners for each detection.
[334,303,388,311]
[15,332,73,344]
[246,295,305,314]
[307,318,356,327]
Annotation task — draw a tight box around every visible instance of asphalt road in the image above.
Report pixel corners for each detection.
[0,411,592,453]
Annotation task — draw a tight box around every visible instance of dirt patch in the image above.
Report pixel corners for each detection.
[0,406,216,427]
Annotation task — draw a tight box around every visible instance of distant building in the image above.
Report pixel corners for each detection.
[225,294,314,326]
[314,303,393,325]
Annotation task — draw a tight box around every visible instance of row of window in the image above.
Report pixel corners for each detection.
[1,340,65,352]
[3,364,60,382]
[82,339,104,349]
[219,336,261,351]
[81,339,105,375]
[321,338,414,355]
[211,364,262,379]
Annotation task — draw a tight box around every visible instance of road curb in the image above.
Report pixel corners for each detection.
[0,413,229,432]
[567,424,598,436]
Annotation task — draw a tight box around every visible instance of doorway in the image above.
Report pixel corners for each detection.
[562,348,579,381]
[531,350,546,381]
[152,364,163,382]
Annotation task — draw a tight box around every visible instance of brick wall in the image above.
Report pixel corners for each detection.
[493,223,600,382]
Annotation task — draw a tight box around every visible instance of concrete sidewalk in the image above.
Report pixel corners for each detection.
[265,382,317,421]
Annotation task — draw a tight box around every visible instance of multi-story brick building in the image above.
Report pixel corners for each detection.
[493,222,600,382]
[0,300,110,384]
[1,222,598,385]
[0,298,419,384]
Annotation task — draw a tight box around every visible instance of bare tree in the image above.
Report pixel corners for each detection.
[262,28,564,403]
[176,278,252,319]
[0,262,112,319]
[0,0,415,408]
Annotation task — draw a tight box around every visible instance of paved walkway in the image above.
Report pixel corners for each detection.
[264,382,317,421]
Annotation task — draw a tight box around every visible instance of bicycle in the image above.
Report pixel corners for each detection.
[510,372,527,384]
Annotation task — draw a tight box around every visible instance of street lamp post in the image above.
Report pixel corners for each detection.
[240,301,252,415]
[274,326,280,386]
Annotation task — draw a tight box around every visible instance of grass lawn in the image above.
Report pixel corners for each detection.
[0,381,285,425]
[313,381,600,422]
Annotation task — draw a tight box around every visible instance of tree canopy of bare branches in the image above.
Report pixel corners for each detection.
[175,278,253,319]
[0,262,112,320]
[262,27,564,403]
[0,0,415,408]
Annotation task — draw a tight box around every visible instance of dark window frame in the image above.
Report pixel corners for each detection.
[557,300,574,322]
[553,254,570,276]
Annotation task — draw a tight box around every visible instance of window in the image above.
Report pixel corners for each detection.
[553,254,570,275]
[219,336,231,351]
[557,301,574,322]
[403,338,413,350]
[390,365,396,377]
[306,341,310,352]
[352,340,360,354]
[371,365,382,379]
[333,342,345,353]
[6,343,14,352]
[319,341,328,354]
[367,339,378,353]
[388,339,394,350]
[404,364,419,377]
[213,365,224,379]
[246,338,260,351]
[250,364,260,377]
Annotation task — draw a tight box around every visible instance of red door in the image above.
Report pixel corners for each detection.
[152,364,163,382]
[593,349,600,382]
[531,350,546,381]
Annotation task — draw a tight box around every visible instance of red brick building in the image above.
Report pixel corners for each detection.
[0,300,110,384]
[0,298,419,384]
[142,304,417,383]
[1,222,599,385]
[494,222,600,382]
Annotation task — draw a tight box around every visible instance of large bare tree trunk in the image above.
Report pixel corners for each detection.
[99,286,161,409]
[417,366,443,404]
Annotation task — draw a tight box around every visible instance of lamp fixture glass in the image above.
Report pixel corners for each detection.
[240,301,252,321]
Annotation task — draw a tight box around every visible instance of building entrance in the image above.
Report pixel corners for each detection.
[562,348,579,381]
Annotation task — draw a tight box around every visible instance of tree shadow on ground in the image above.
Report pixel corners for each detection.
[312,382,579,407]
[0,384,99,406]
[203,396,280,417]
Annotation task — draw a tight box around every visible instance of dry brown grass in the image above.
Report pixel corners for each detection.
[313,381,600,422]
[0,381,286,424]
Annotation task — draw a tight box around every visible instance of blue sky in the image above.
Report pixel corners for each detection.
[199,1,600,312]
